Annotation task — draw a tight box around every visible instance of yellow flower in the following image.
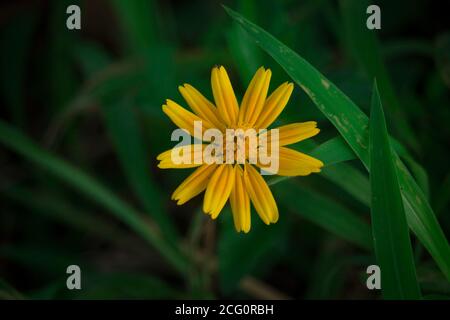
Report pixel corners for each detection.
[157,66,323,233]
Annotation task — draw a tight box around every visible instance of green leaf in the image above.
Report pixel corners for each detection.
[74,40,179,242]
[277,181,372,250]
[0,245,79,277]
[391,139,430,198]
[74,40,111,75]
[111,0,176,103]
[321,163,370,206]
[269,141,426,216]
[111,0,158,52]
[340,0,418,152]
[225,6,450,281]
[0,120,187,275]
[268,136,359,186]
[369,81,421,299]
[226,0,262,84]
[311,136,427,201]
[1,186,121,244]
[310,136,356,166]
[101,97,179,242]
[269,138,371,206]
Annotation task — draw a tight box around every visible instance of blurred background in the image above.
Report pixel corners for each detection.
[0,0,449,299]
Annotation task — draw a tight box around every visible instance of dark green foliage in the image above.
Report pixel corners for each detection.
[0,0,448,299]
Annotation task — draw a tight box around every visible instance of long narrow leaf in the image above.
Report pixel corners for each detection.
[225,6,450,280]
[75,40,179,242]
[2,187,121,244]
[321,164,370,206]
[0,120,187,275]
[101,96,179,242]
[310,136,356,166]
[277,181,372,250]
[340,0,418,151]
[370,82,421,299]
[268,136,359,186]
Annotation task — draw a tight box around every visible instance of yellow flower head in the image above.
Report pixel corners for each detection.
[157,66,323,233]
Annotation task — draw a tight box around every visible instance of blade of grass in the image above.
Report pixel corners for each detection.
[271,135,425,207]
[1,186,121,244]
[111,0,176,104]
[101,95,179,242]
[311,136,356,166]
[0,120,187,275]
[226,0,262,84]
[269,137,371,206]
[313,136,428,198]
[44,59,143,147]
[321,163,370,206]
[0,245,80,276]
[369,81,420,299]
[73,40,179,242]
[391,139,430,199]
[340,0,419,152]
[310,136,427,194]
[268,136,358,186]
[111,0,158,52]
[382,39,434,59]
[277,180,372,250]
[225,6,450,281]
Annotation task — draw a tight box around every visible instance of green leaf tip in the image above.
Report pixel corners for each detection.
[369,82,421,299]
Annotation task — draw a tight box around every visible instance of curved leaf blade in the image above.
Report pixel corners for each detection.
[370,82,421,299]
[278,181,372,250]
[0,120,187,275]
[224,6,450,281]
[341,0,418,151]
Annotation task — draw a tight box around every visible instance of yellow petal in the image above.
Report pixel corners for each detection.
[254,82,294,129]
[178,84,225,131]
[172,164,217,205]
[238,67,271,127]
[203,164,236,219]
[162,99,213,139]
[157,144,205,169]
[243,163,278,224]
[258,146,323,176]
[211,66,239,127]
[230,165,251,233]
[258,121,320,147]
